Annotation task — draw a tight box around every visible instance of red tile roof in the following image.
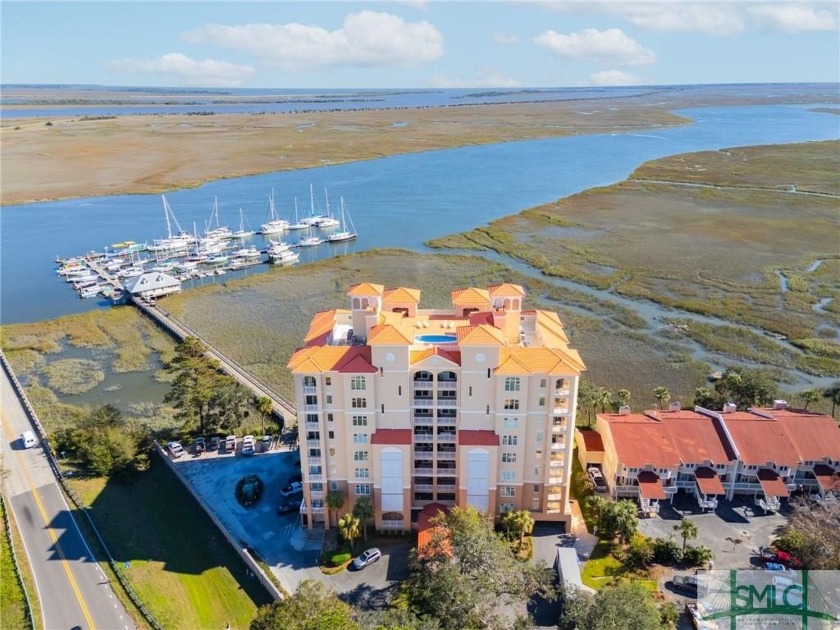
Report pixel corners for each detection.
[579,430,605,453]
[723,415,798,467]
[417,503,451,558]
[813,464,840,494]
[637,471,667,500]
[370,429,412,445]
[770,410,840,462]
[757,469,789,497]
[694,467,726,495]
[458,430,500,446]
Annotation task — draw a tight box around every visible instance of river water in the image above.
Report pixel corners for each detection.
[1,103,838,325]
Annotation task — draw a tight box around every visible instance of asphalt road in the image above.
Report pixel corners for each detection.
[1,365,132,630]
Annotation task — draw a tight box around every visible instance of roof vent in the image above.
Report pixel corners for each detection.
[773,399,788,410]
[668,401,681,412]
[722,402,737,413]
[618,405,631,415]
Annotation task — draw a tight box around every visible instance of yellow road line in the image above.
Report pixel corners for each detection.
[1,409,97,630]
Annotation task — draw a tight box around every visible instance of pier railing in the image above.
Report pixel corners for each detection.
[131,299,298,427]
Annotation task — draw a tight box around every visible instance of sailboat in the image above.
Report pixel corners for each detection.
[313,188,340,228]
[231,207,255,239]
[326,197,358,242]
[205,197,232,241]
[287,198,308,230]
[147,196,195,253]
[259,189,289,235]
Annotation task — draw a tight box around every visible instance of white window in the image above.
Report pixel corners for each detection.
[502,452,517,463]
[502,435,518,446]
[355,468,370,479]
[353,434,369,444]
[311,482,323,492]
[502,470,516,481]
[351,376,367,390]
[501,486,515,497]
[352,415,368,427]
[504,377,521,392]
[325,394,333,404]
[354,451,369,461]
[355,484,371,496]
[352,398,367,409]
[504,399,520,410]
[536,431,543,443]
[503,417,519,429]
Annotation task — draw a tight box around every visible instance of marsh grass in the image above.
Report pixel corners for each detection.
[24,381,88,431]
[42,358,105,395]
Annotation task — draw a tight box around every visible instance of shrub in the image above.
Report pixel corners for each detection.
[326,551,351,567]
[683,544,713,567]
[775,528,807,557]
[624,533,654,569]
[653,537,683,565]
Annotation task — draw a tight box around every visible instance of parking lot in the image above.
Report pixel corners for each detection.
[170,443,410,599]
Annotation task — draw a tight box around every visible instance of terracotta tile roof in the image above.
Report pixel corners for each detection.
[694,467,726,495]
[468,311,495,326]
[303,309,343,345]
[458,430,500,446]
[637,471,667,500]
[488,283,526,297]
[722,415,798,467]
[383,287,421,303]
[335,350,378,374]
[368,323,413,345]
[348,282,385,297]
[535,311,570,344]
[370,429,412,445]
[579,430,605,453]
[417,503,451,558]
[495,347,585,375]
[770,410,840,462]
[287,346,376,374]
[494,352,532,375]
[456,324,505,346]
[664,412,737,464]
[600,414,681,468]
[757,468,789,497]
[410,347,461,366]
[451,287,491,305]
[813,464,840,494]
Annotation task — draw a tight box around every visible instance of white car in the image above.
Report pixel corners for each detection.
[588,466,608,492]
[352,547,382,570]
[242,435,255,456]
[167,441,185,459]
[280,481,303,497]
[225,435,237,453]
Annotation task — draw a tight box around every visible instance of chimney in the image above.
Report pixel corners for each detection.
[618,405,631,415]
[668,401,681,412]
[773,399,788,410]
[722,402,737,413]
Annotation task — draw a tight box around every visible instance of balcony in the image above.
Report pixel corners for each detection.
[552,423,566,434]
[305,421,320,431]
[414,450,435,459]
[554,387,569,397]
[436,398,457,408]
[548,476,564,485]
[413,396,434,405]
[381,520,404,530]
[310,490,324,499]
[436,451,457,460]
[308,474,323,482]
[309,506,325,514]
[552,404,569,415]
[437,381,457,390]
[413,381,434,390]
[414,484,434,492]
[306,439,321,449]
[550,442,564,452]
[413,415,434,425]
[303,385,317,395]
[414,432,434,442]
[303,404,320,412]
[437,432,457,443]
[547,492,563,501]
[549,460,564,469]
[438,484,456,492]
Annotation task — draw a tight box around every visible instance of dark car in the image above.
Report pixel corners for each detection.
[208,436,221,451]
[276,500,299,516]
[193,437,206,455]
[672,574,701,597]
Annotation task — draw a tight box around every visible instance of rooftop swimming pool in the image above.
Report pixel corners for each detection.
[415,334,458,344]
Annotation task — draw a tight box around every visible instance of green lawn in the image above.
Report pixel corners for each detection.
[1,495,33,629]
[68,454,273,629]
[580,541,658,592]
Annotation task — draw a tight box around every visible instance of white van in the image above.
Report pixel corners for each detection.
[21,430,38,449]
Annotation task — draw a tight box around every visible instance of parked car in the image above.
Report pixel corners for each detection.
[764,562,791,572]
[276,499,299,516]
[167,441,185,459]
[193,437,206,455]
[242,435,256,456]
[672,574,701,596]
[261,435,272,451]
[587,466,608,492]
[352,547,382,570]
[208,436,221,451]
[280,481,303,497]
[225,435,237,453]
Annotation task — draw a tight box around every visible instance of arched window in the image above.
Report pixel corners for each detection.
[437,371,457,383]
[414,370,433,382]
[352,297,361,309]
[504,376,521,392]
[503,298,511,309]
[513,299,520,310]
[303,376,316,387]
[555,378,565,391]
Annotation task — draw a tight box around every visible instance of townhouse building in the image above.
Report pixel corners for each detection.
[580,402,840,514]
[287,282,585,530]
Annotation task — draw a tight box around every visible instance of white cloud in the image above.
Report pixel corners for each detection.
[534,28,655,66]
[427,69,520,88]
[748,4,838,32]
[610,3,746,35]
[588,69,641,86]
[492,31,519,45]
[107,53,255,87]
[182,11,443,70]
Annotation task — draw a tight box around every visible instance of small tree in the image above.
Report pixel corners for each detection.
[675,518,698,553]
[612,499,639,544]
[256,395,273,435]
[821,382,840,417]
[338,513,361,551]
[352,497,374,542]
[617,389,631,408]
[596,387,613,413]
[251,579,358,630]
[653,386,671,410]
[693,387,715,409]
[325,489,344,528]
[501,509,534,550]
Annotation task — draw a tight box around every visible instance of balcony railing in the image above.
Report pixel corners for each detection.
[303,404,320,412]
[436,399,457,408]
[547,493,562,501]
[554,388,569,396]
[551,442,563,451]
[549,460,564,468]
[413,381,434,390]
[437,433,457,443]
[306,439,321,449]
[553,406,569,415]
[413,416,434,425]
[309,506,325,514]
[437,381,457,390]
[414,484,434,491]
[414,433,434,442]
[414,450,435,459]
[308,474,324,482]
[548,476,564,485]
[310,490,324,499]
[303,386,317,394]
[552,423,566,433]
[305,421,320,431]
[436,451,457,460]
[381,520,404,529]
[437,484,456,491]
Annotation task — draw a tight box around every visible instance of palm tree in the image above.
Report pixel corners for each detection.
[325,489,344,528]
[617,389,631,408]
[675,518,698,552]
[822,382,840,417]
[501,509,534,550]
[654,386,671,410]
[256,395,273,435]
[338,513,361,550]
[597,387,613,413]
[352,497,374,542]
[613,500,639,544]
[798,389,820,411]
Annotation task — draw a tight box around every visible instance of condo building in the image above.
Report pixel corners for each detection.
[287,282,585,530]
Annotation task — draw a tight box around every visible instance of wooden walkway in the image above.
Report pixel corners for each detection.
[131,299,298,427]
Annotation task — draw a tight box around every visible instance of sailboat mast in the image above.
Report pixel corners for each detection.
[162,195,173,239]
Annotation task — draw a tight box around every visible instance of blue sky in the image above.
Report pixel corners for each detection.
[2,1,838,88]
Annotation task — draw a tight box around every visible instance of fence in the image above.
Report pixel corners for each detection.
[0,492,35,629]
[0,350,164,629]
[154,442,286,601]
